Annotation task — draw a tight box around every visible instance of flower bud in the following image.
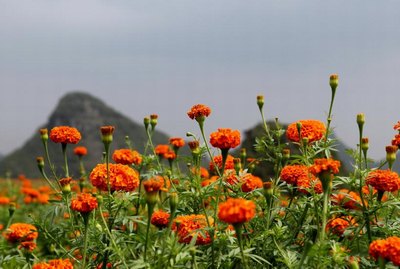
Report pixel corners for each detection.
[150,114,158,130]
[356,113,365,126]
[329,74,339,92]
[59,177,72,194]
[361,137,369,151]
[282,149,290,159]
[144,117,150,131]
[257,95,264,110]
[36,156,45,171]
[9,202,16,217]
[96,195,104,206]
[386,145,398,169]
[233,158,241,174]
[100,126,115,144]
[39,128,48,141]
[169,192,179,213]
[263,181,274,207]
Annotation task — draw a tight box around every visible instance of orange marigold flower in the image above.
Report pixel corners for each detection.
[209,155,234,174]
[386,236,400,266]
[297,175,323,194]
[112,149,142,165]
[394,121,400,131]
[392,134,400,147]
[369,239,389,261]
[3,223,38,243]
[201,176,218,187]
[309,158,341,175]
[163,150,176,160]
[74,146,87,156]
[241,174,263,192]
[187,104,211,120]
[366,169,400,192]
[332,189,362,210]
[280,165,309,185]
[0,196,10,205]
[90,163,139,192]
[38,194,50,205]
[19,241,37,252]
[21,188,40,198]
[286,120,326,143]
[155,144,170,156]
[70,193,98,214]
[225,169,240,185]
[191,167,210,179]
[143,177,164,193]
[49,126,81,144]
[210,128,241,150]
[33,259,74,269]
[169,137,185,148]
[172,214,212,245]
[59,177,72,187]
[151,210,170,229]
[218,198,256,225]
[326,217,353,236]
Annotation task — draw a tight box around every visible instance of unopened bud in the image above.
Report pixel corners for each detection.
[96,195,104,206]
[36,157,45,170]
[361,137,369,151]
[263,181,274,207]
[9,202,16,217]
[59,177,72,194]
[39,128,48,141]
[144,117,150,131]
[100,126,115,144]
[150,114,158,130]
[169,192,178,213]
[234,158,241,174]
[282,149,290,159]
[386,145,398,169]
[329,74,339,92]
[356,113,365,127]
[257,95,264,110]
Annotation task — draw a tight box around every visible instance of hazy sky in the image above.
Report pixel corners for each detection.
[1,1,400,160]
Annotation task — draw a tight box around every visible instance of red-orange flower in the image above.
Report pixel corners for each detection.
[369,236,400,266]
[394,121,400,131]
[218,198,256,224]
[74,146,87,156]
[392,134,400,147]
[70,193,98,213]
[3,223,38,243]
[326,217,353,236]
[366,169,400,192]
[112,149,142,165]
[297,175,323,194]
[18,241,37,252]
[143,177,164,193]
[163,150,176,160]
[0,196,10,205]
[151,210,170,229]
[332,189,362,210]
[33,259,74,269]
[187,104,211,120]
[49,126,81,144]
[90,163,139,192]
[369,239,388,261]
[309,158,341,175]
[169,137,185,148]
[280,165,309,185]
[241,174,263,192]
[172,214,212,245]
[209,155,234,174]
[286,120,326,143]
[155,144,170,156]
[210,128,241,150]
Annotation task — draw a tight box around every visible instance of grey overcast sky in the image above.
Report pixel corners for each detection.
[1,1,400,160]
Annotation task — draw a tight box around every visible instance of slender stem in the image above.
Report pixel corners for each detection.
[62,143,69,178]
[234,224,248,269]
[324,89,336,158]
[259,106,272,140]
[319,190,329,241]
[82,214,90,269]
[144,202,155,262]
[42,140,60,186]
[145,128,162,171]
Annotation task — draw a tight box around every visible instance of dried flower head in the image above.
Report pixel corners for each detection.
[90,163,139,192]
[218,198,256,225]
[210,128,241,150]
[286,120,326,143]
[49,126,81,144]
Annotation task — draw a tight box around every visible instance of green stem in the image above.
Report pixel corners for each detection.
[82,214,90,269]
[320,190,329,242]
[144,202,155,262]
[234,224,248,269]
[42,140,61,187]
[324,88,336,158]
[62,143,69,178]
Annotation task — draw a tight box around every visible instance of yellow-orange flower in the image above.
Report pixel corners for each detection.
[280,165,309,185]
[366,169,400,192]
[32,259,74,269]
[241,174,263,192]
[151,210,170,229]
[70,193,98,213]
[209,155,234,174]
[3,223,38,243]
[74,146,87,156]
[90,163,139,192]
[155,144,170,156]
[210,128,241,150]
[187,104,211,120]
[309,158,341,175]
[286,120,326,143]
[49,126,81,144]
[169,137,185,148]
[218,198,256,225]
[172,214,212,245]
[112,149,142,165]
[0,196,10,205]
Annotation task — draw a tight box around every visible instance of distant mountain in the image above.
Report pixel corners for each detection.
[0,92,170,178]
[237,122,353,179]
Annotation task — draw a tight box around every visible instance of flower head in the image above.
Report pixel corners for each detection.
[90,163,139,192]
[280,165,309,185]
[49,126,81,144]
[33,259,74,269]
[210,128,241,150]
[19,241,37,252]
[112,149,142,165]
[172,214,212,245]
[286,120,326,143]
[169,137,185,148]
[155,144,170,156]
[3,223,38,243]
[143,176,164,193]
[309,158,341,175]
[218,198,256,225]
[70,193,98,213]
[366,169,400,192]
[74,146,87,157]
[394,121,400,131]
[187,104,211,121]
[209,154,234,174]
[332,189,362,210]
[326,217,353,236]
[369,236,400,266]
[241,174,263,192]
[151,210,171,229]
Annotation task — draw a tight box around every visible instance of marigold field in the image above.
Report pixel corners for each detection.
[2,75,400,268]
